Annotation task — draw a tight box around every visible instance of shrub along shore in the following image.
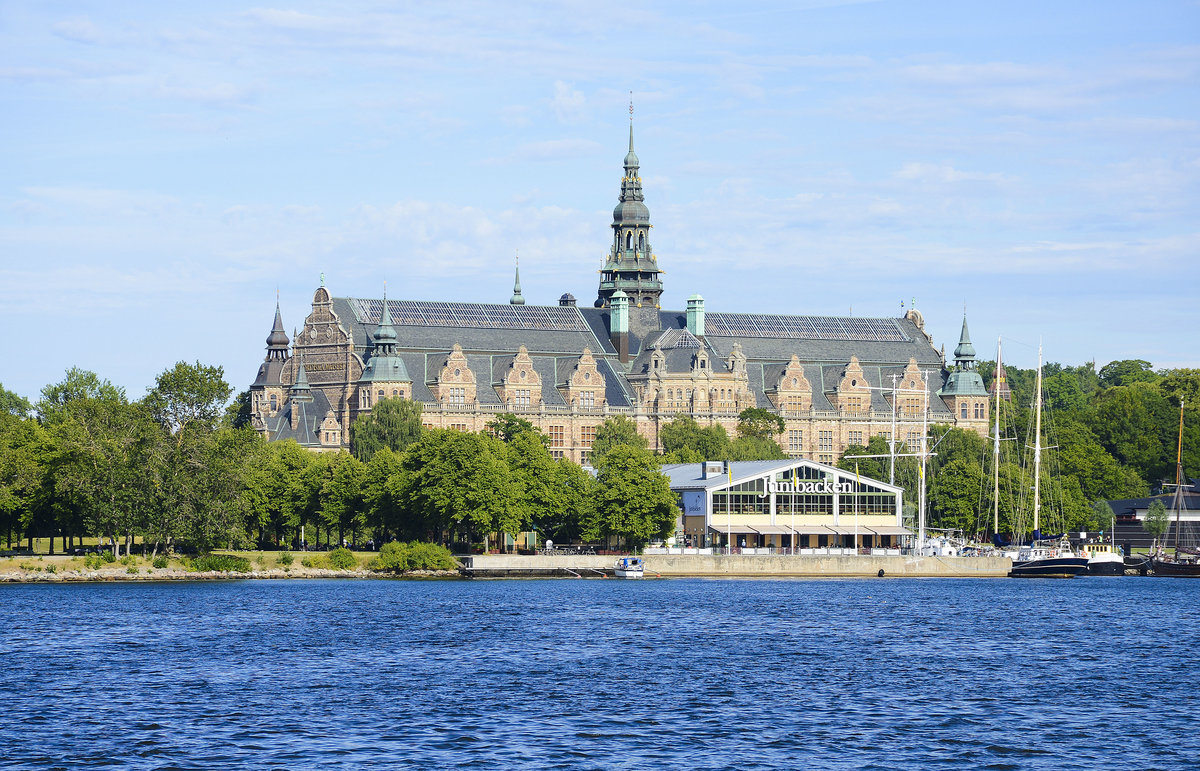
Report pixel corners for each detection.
[0,543,461,582]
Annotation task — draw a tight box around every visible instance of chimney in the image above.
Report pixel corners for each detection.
[610,290,630,363]
[686,294,705,337]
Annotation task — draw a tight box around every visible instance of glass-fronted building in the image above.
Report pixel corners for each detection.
[663,460,908,551]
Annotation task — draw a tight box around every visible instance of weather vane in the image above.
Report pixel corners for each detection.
[629,91,634,121]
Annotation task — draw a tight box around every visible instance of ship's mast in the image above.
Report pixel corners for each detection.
[992,337,1003,537]
[1032,343,1044,537]
[1174,401,1184,553]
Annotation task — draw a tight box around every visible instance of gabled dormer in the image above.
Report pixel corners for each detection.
[498,345,543,411]
[836,356,871,416]
[769,355,812,414]
[435,344,477,407]
[563,348,606,410]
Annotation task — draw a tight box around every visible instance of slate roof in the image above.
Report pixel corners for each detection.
[308,294,954,416]
[264,389,334,447]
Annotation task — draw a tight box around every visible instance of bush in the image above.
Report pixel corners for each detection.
[327,547,357,571]
[126,566,139,575]
[102,551,116,564]
[278,551,294,566]
[300,554,328,569]
[46,564,57,574]
[120,554,138,566]
[152,556,168,569]
[369,541,458,573]
[191,554,252,573]
[84,555,104,570]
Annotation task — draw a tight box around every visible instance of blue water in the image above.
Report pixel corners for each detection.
[2,577,1198,770]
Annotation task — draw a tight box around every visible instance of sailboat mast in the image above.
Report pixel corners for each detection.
[1032,343,1044,536]
[1174,401,1184,553]
[993,337,1002,537]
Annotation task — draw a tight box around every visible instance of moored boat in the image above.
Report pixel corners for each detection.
[1149,404,1200,577]
[1010,538,1089,578]
[614,557,644,578]
[1080,543,1125,576]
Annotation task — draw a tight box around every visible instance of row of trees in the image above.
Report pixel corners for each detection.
[0,367,683,554]
[3,357,1196,552]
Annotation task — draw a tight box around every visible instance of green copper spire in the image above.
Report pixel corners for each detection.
[954,315,977,365]
[291,350,311,393]
[374,286,397,345]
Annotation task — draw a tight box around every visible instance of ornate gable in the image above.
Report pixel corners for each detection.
[898,358,926,417]
[564,348,606,409]
[770,355,812,414]
[498,345,543,410]
[435,344,477,406]
[836,356,871,416]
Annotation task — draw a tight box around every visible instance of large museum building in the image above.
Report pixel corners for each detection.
[248,125,990,460]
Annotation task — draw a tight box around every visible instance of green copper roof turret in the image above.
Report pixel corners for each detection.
[596,119,663,309]
[954,316,976,362]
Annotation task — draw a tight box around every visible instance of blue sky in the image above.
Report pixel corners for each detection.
[2,1,1198,401]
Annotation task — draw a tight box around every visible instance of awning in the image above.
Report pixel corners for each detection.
[753,525,794,535]
[864,525,912,536]
[708,524,759,535]
[823,525,861,535]
[790,525,835,534]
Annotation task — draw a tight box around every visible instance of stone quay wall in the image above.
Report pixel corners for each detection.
[459,554,1011,578]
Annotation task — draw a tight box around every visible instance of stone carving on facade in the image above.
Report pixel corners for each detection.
[563,348,606,409]
[769,355,813,415]
[836,356,871,416]
[498,345,543,410]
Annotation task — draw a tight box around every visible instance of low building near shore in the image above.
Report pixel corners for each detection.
[661,459,908,552]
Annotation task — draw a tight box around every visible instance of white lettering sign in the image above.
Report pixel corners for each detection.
[761,479,853,497]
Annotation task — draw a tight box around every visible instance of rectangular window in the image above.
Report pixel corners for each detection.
[513,389,530,410]
[788,429,803,454]
[550,450,564,460]
[449,387,465,406]
[580,425,596,448]
[848,431,863,446]
[450,423,469,432]
[549,425,564,447]
[960,403,969,419]
[818,430,833,452]
[974,402,984,419]
[580,390,595,408]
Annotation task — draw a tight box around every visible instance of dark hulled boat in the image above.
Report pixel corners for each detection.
[1151,404,1200,577]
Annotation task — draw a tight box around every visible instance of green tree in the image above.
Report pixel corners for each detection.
[362,447,405,542]
[486,413,545,445]
[1087,383,1174,483]
[0,383,31,417]
[225,390,254,429]
[350,397,423,462]
[660,416,731,459]
[143,361,233,436]
[0,414,49,547]
[320,452,366,545]
[1144,498,1170,546]
[390,430,523,547]
[588,445,678,550]
[588,415,648,466]
[37,368,126,425]
[1098,359,1158,388]
[1089,500,1116,533]
[736,407,785,440]
[929,456,985,532]
[728,435,787,460]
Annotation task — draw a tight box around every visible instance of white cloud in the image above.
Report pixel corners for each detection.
[550,80,586,123]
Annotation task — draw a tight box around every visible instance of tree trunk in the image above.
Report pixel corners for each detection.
[48,531,54,555]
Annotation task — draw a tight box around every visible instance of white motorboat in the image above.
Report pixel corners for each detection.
[1080,543,1125,576]
[614,557,644,578]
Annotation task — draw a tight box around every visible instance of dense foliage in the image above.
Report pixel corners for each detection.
[850,359,1198,538]
[3,357,1193,553]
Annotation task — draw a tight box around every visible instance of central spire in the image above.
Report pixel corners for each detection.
[510,251,525,305]
[595,105,664,309]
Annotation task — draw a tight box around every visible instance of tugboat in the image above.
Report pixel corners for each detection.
[614,557,645,579]
[1081,542,1125,576]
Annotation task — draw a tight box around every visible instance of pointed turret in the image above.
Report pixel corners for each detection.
[358,287,411,399]
[266,302,290,358]
[939,314,988,400]
[291,350,311,396]
[510,257,525,305]
[954,316,977,365]
[596,117,663,309]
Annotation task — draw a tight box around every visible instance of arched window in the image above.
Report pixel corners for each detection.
[638,232,645,250]
[960,403,969,419]
[269,394,277,411]
[626,232,632,249]
[393,389,399,396]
